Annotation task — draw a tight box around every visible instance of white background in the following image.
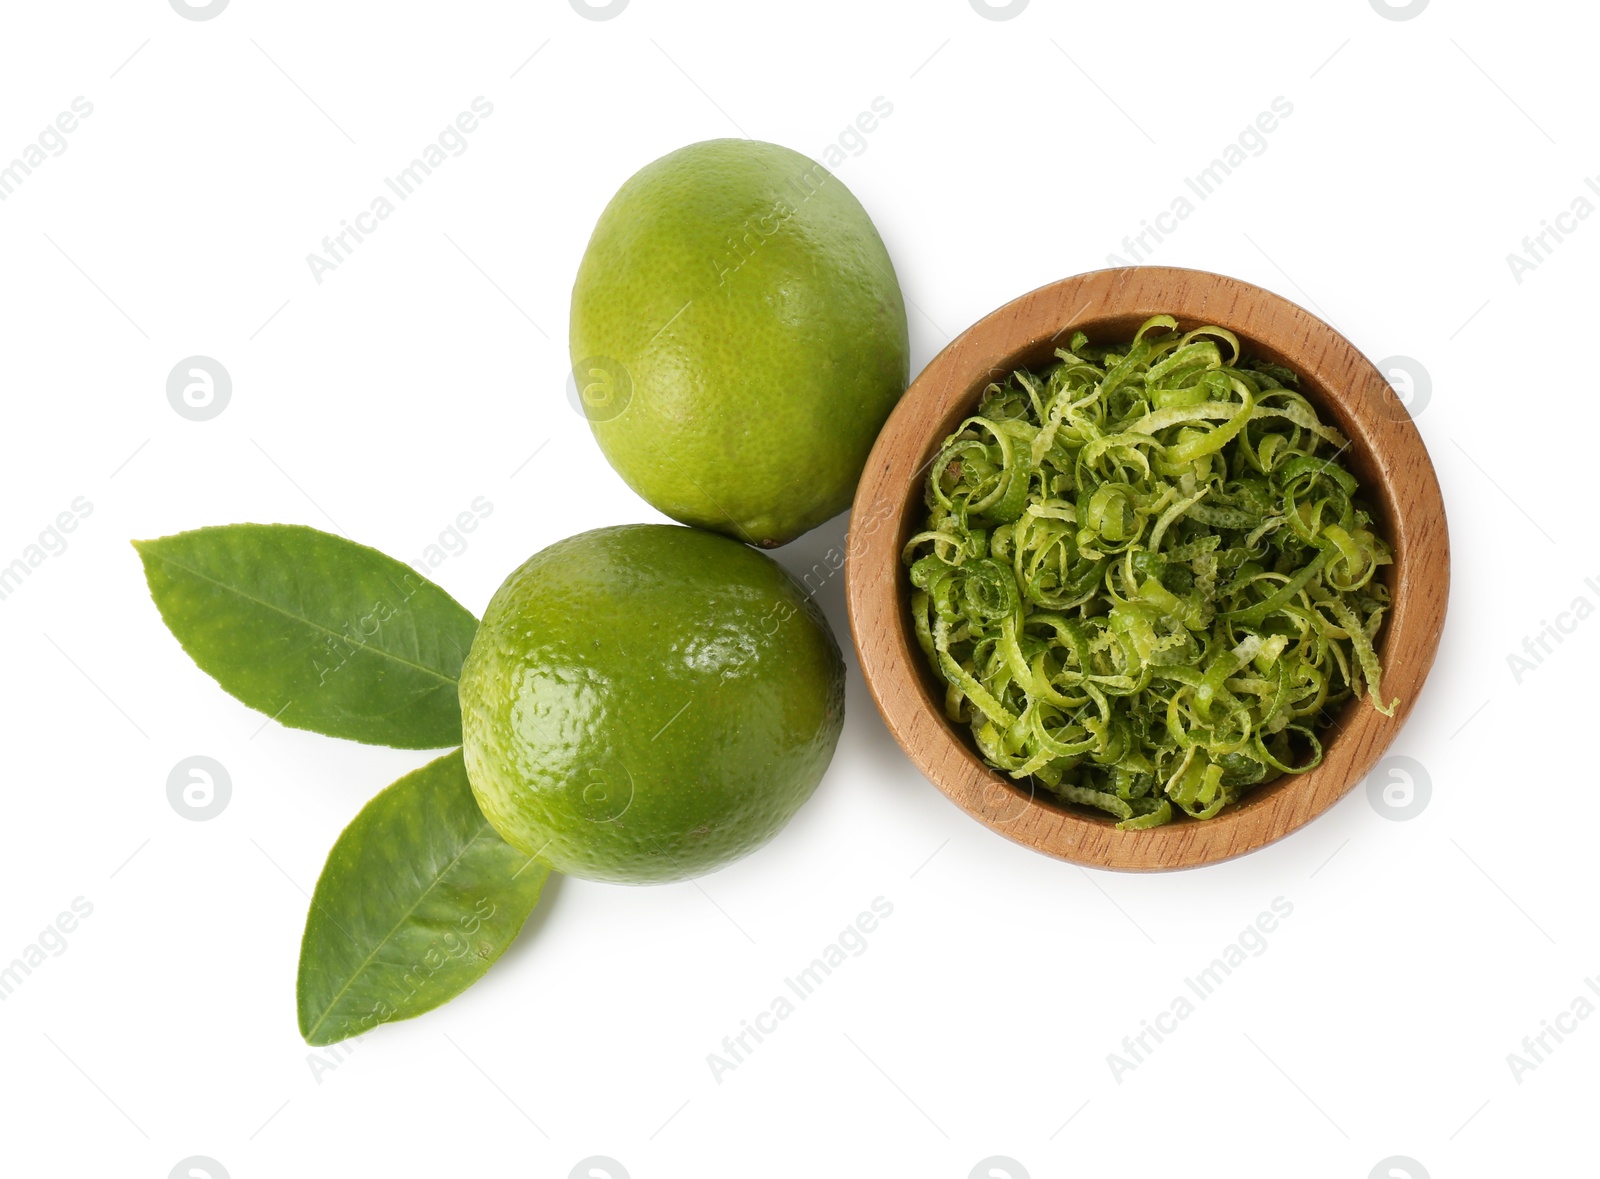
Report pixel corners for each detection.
[0,1,1591,1176]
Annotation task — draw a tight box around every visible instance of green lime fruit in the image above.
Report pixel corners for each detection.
[459,524,845,884]
[570,138,910,548]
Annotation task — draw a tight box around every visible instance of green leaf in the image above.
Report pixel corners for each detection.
[134,523,478,749]
[297,750,551,1046]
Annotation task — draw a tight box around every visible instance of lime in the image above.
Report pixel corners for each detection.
[459,525,845,884]
[570,138,909,547]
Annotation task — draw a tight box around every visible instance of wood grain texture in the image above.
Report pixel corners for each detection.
[845,267,1450,871]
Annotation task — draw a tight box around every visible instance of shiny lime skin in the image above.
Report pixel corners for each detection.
[571,138,910,547]
[459,525,845,884]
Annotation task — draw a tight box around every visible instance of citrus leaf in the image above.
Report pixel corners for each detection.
[134,523,478,749]
[297,750,551,1046]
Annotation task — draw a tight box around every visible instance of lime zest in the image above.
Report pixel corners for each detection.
[903,317,1395,829]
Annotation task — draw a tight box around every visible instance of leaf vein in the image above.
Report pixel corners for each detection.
[304,821,499,1042]
[144,549,463,687]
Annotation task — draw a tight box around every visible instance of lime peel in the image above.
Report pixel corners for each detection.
[904,317,1396,829]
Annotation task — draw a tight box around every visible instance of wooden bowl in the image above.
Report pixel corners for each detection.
[845,267,1449,871]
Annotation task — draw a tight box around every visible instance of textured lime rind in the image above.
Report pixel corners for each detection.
[571,138,910,547]
[459,525,845,884]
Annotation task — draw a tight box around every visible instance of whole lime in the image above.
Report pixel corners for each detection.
[459,525,845,884]
[570,138,909,547]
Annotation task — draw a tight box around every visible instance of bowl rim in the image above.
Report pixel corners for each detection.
[844,266,1450,871]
